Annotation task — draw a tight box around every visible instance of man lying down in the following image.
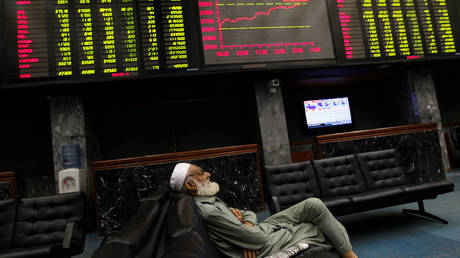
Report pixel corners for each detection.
[169,163,358,258]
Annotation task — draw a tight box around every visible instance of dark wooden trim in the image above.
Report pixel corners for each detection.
[92,144,259,171]
[316,123,437,144]
[443,121,460,128]
[0,171,17,198]
[0,171,14,179]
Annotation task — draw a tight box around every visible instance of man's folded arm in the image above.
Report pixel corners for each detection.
[202,209,267,250]
[241,210,258,226]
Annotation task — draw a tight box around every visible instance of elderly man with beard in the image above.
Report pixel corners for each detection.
[169,163,358,258]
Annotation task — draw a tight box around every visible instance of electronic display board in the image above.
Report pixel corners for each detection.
[161,0,190,69]
[2,0,460,87]
[3,0,201,84]
[139,0,160,71]
[75,0,96,77]
[197,0,335,64]
[331,0,459,61]
[304,97,352,129]
[14,0,50,79]
[53,0,72,77]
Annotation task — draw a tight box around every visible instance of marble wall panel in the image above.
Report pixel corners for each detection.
[0,181,11,200]
[94,152,262,233]
[318,130,445,184]
[16,175,55,198]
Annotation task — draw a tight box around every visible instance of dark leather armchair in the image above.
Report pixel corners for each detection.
[0,192,86,258]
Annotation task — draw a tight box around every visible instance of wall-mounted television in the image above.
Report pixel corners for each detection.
[304,97,352,129]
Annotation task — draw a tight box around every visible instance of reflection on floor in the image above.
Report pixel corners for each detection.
[75,171,460,257]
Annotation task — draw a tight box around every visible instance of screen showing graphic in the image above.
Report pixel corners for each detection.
[198,0,335,65]
[304,97,352,129]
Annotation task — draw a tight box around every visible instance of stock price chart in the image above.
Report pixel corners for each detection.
[198,0,335,65]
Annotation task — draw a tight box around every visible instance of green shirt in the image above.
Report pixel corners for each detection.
[194,196,331,258]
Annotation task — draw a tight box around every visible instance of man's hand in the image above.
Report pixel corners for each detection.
[230,208,242,222]
[244,221,254,228]
[243,249,259,258]
[231,208,255,229]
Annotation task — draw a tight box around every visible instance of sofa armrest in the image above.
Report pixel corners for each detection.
[272,196,281,213]
[62,222,74,249]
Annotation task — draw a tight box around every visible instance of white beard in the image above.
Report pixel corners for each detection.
[193,179,220,196]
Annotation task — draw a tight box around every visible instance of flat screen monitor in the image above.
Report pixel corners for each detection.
[304,97,352,129]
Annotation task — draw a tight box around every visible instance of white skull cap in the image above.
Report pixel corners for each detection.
[170,163,191,192]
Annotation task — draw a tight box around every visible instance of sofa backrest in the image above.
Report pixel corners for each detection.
[91,188,170,258]
[265,161,321,211]
[13,192,85,248]
[356,149,408,190]
[0,199,17,249]
[312,155,367,197]
[164,193,220,258]
[136,187,170,258]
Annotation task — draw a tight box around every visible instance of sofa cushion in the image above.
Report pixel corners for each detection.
[402,180,454,196]
[0,199,17,249]
[356,149,408,190]
[312,155,367,197]
[322,197,353,211]
[13,192,85,250]
[265,161,321,211]
[0,245,52,258]
[350,187,406,205]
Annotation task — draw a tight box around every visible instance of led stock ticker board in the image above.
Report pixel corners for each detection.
[6,0,197,81]
[4,0,460,83]
[334,0,457,60]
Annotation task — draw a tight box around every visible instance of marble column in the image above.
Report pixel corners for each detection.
[254,80,292,166]
[50,95,96,228]
[408,69,450,172]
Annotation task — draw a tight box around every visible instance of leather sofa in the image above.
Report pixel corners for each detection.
[0,192,86,258]
[265,148,454,223]
[92,186,339,258]
[92,186,222,258]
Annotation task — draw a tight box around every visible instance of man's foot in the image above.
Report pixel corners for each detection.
[342,250,358,258]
